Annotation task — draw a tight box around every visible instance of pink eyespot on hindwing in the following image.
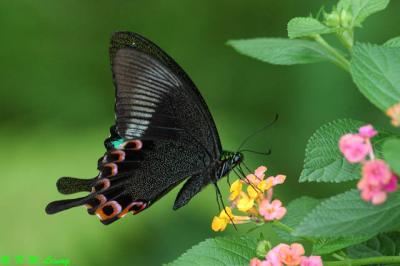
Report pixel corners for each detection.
[91,178,111,192]
[100,163,118,177]
[122,140,143,150]
[118,201,147,218]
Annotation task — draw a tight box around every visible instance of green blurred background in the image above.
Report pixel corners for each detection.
[1,1,399,265]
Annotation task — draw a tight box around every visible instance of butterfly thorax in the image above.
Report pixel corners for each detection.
[216,151,243,179]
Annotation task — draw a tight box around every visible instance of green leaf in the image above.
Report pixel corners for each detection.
[227,38,335,65]
[384,36,400,48]
[347,232,400,258]
[337,0,390,27]
[299,119,390,183]
[383,138,400,175]
[275,197,320,242]
[351,43,400,111]
[313,236,369,255]
[275,196,367,255]
[287,17,334,39]
[168,236,257,266]
[293,189,400,238]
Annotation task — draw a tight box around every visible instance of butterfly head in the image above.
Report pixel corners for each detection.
[220,151,243,176]
[230,152,243,166]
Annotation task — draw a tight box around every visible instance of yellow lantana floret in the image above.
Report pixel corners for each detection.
[211,207,250,231]
[247,178,273,199]
[229,180,243,201]
[237,192,255,212]
[212,207,233,231]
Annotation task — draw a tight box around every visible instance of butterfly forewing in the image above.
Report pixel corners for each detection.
[110,32,222,156]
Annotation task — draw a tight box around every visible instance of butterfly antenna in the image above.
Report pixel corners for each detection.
[240,149,271,156]
[237,113,279,151]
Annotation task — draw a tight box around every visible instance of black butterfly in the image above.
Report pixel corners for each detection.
[45,31,243,225]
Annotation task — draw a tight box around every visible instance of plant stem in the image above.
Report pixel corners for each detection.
[313,34,351,72]
[273,221,293,233]
[272,221,315,243]
[324,256,400,266]
[332,253,346,261]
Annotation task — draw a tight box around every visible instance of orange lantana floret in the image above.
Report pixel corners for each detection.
[387,102,400,127]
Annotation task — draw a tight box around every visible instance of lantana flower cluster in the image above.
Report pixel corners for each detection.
[250,243,322,266]
[211,166,287,231]
[339,124,398,204]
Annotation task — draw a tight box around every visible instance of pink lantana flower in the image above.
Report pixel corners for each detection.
[265,247,283,266]
[300,256,323,266]
[339,124,398,205]
[362,159,392,185]
[247,166,268,185]
[252,243,322,266]
[358,179,387,205]
[339,133,371,163]
[357,160,398,205]
[259,199,287,221]
[275,243,304,266]
[250,258,270,266]
[266,174,286,186]
[385,174,398,192]
[358,124,378,138]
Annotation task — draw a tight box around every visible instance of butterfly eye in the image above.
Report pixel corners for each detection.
[95,201,122,220]
[122,140,143,150]
[92,179,111,192]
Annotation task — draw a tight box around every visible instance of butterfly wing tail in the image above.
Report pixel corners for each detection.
[46,176,96,215]
[56,176,96,194]
[45,196,92,214]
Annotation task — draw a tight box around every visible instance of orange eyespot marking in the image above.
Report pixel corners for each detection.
[122,140,143,150]
[92,178,111,192]
[95,201,122,220]
[118,201,147,218]
[100,163,118,177]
